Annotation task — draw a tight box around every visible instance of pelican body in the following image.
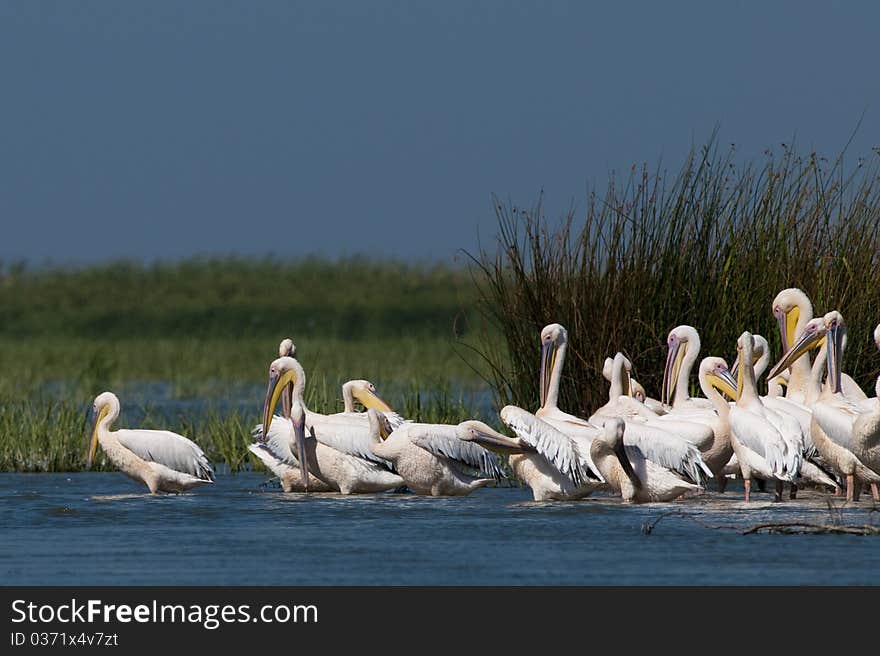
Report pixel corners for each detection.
[87,392,214,494]
[371,421,506,496]
[590,418,701,503]
[769,312,880,501]
[261,356,404,494]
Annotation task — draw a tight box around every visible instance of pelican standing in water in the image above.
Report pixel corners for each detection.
[590,418,702,503]
[251,339,400,491]
[768,312,880,501]
[470,405,605,501]
[538,323,710,485]
[370,418,507,496]
[260,356,404,494]
[728,332,802,501]
[87,392,214,493]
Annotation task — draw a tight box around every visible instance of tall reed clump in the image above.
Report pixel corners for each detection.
[469,139,880,417]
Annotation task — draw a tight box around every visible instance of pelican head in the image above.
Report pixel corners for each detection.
[615,352,634,397]
[539,323,568,408]
[367,408,394,440]
[630,379,647,402]
[700,357,738,400]
[772,288,812,352]
[262,356,310,491]
[278,338,296,358]
[662,325,699,406]
[823,311,845,393]
[457,419,525,454]
[600,417,642,491]
[765,316,826,381]
[602,357,614,382]
[731,333,769,378]
[87,391,119,469]
[344,380,394,413]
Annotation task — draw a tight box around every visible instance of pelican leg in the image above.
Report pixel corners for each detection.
[871,483,879,502]
[846,475,854,503]
[833,486,842,497]
[789,483,797,500]
[743,478,751,502]
[774,480,784,502]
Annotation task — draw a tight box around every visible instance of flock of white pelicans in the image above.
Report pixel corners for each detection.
[87,287,880,505]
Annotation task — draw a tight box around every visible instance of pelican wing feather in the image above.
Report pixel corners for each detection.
[252,417,298,465]
[116,429,214,482]
[729,408,800,480]
[410,430,507,480]
[620,421,712,484]
[812,400,861,454]
[500,406,598,486]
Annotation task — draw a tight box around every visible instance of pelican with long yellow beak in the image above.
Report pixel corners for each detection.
[661,325,715,410]
[537,324,711,486]
[767,312,879,501]
[87,392,214,493]
[772,288,865,402]
[259,356,404,494]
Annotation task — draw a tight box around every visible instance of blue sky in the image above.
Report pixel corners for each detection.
[2,1,878,264]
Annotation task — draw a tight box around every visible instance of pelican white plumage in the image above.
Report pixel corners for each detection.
[479,405,605,501]
[598,353,715,452]
[661,325,715,410]
[538,324,711,486]
[738,334,814,443]
[728,332,802,501]
[259,356,404,494]
[370,418,506,496]
[589,418,701,503]
[252,338,408,491]
[768,312,879,501]
[603,356,665,415]
[87,392,214,493]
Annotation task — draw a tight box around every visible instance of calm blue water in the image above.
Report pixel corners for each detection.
[2,473,878,585]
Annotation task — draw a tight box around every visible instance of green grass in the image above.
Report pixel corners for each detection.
[0,257,498,472]
[470,137,880,417]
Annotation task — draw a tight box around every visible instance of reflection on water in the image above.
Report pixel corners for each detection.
[1,473,878,585]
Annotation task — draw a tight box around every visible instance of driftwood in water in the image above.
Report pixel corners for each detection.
[642,503,879,536]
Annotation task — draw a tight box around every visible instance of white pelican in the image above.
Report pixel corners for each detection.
[260,356,404,494]
[728,332,802,501]
[661,325,714,410]
[772,288,865,402]
[247,442,334,493]
[590,418,701,503]
[276,337,408,428]
[87,391,214,493]
[736,334,814,443]
[688,357,737,481]
[538,323,711,485]
[603,356,665,415]
[768,312,880,501]
[598,352,715,452]
[252,340,404,491]
[473,405,605,501]
[370,417,507,496]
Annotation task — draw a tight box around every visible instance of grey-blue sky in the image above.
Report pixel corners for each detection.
[2,1,878,264]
